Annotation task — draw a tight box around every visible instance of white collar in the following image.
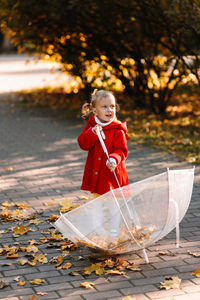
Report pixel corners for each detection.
[94,115,115,127]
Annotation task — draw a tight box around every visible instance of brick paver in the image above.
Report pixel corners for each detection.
[0,96,200,300]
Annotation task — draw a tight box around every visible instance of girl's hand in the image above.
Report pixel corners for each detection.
[107,162,117,172]
[106,159,117,172]
[92,124,102,135]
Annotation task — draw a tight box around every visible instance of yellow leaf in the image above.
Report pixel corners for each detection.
[29,296,38,300]
[26,245,39,253]
[46,215,59,222]
[7,252,19,259]
[29,279,45,285]
[45,201,56,206]
[122,296,137,300]
[34,254,48,264]
[191,269,200,277]
[188,250,200,257]
[105,269,126,275]
[29,218,43,225]
[59,198,79,213]
[80,281,95,289]
[17,280,26,286]
[2,201,13,207]
[79,195,88,200]
[160,276,181,290]
[126,264,141,271]
[37,292,48,295]
[13,225,30,236]
[18,259,28,265]
[14,202,29,209]
[59,262,72,270]
[28,258,37,266]
[84,263,105,276]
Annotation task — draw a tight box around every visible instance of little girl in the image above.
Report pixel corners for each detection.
[78,89,129,196]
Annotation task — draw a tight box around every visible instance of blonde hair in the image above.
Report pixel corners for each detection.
[81,89,119,118]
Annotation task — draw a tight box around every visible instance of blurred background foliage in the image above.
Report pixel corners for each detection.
[0,0,199,114]
[0,0,199,162]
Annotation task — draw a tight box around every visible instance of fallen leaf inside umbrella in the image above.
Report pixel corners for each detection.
[160,276,181,290]
[29,279,45,285]
[191,269,200,277]
[80,281,95,289]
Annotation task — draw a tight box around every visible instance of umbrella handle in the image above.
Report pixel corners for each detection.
[96,126,121,189]
[96,126,133,219]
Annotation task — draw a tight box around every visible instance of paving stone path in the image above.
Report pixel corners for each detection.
[0,96,200,300]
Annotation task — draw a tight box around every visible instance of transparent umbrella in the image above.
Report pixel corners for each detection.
[54,128,195,263]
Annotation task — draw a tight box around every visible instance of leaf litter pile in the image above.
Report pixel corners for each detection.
[1,199,199,297]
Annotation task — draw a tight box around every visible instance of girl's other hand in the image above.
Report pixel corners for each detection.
[92,124,102,135]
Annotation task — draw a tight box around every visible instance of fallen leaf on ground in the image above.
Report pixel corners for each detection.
[14,202,29,209]
[84,263,105,276]
[69,271,79,276]
[29,279,45,285]
[59,198,79,213]
[46,215,59,222]
[160,276,181,290]
[29,218,43,225]
[17,280,26,286]
[57,262,72,270]
[126,264,141,271]
[188,250,200,257]
[0,280,7,289]
[50,255,63,266]
[191,269,200,277]
[18,259,28,265]
[45,201,56,206]
[13,225,30,236]
[80,281,95,289]
[37,292,48,295]
[121,296,137,300]
[26,245,39,253]
[29,296,38,300]
[79,195,88,200]
[158,251,169,255]
[34,254,48,264]
[105,269,126,275]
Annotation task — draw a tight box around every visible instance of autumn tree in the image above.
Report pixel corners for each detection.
[0,0,199,113]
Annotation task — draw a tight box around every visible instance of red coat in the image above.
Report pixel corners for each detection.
[78,116,129,195]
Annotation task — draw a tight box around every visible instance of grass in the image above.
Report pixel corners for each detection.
[11,85,200,164]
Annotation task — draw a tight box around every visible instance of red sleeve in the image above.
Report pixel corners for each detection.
[77,123,98,151]
[109,130,128,164]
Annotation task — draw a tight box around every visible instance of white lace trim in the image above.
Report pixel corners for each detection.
[94,116,115,127]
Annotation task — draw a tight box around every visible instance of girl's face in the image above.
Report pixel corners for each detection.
[93,95,116,123]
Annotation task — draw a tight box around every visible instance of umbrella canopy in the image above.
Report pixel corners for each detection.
[54,168,194,257]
